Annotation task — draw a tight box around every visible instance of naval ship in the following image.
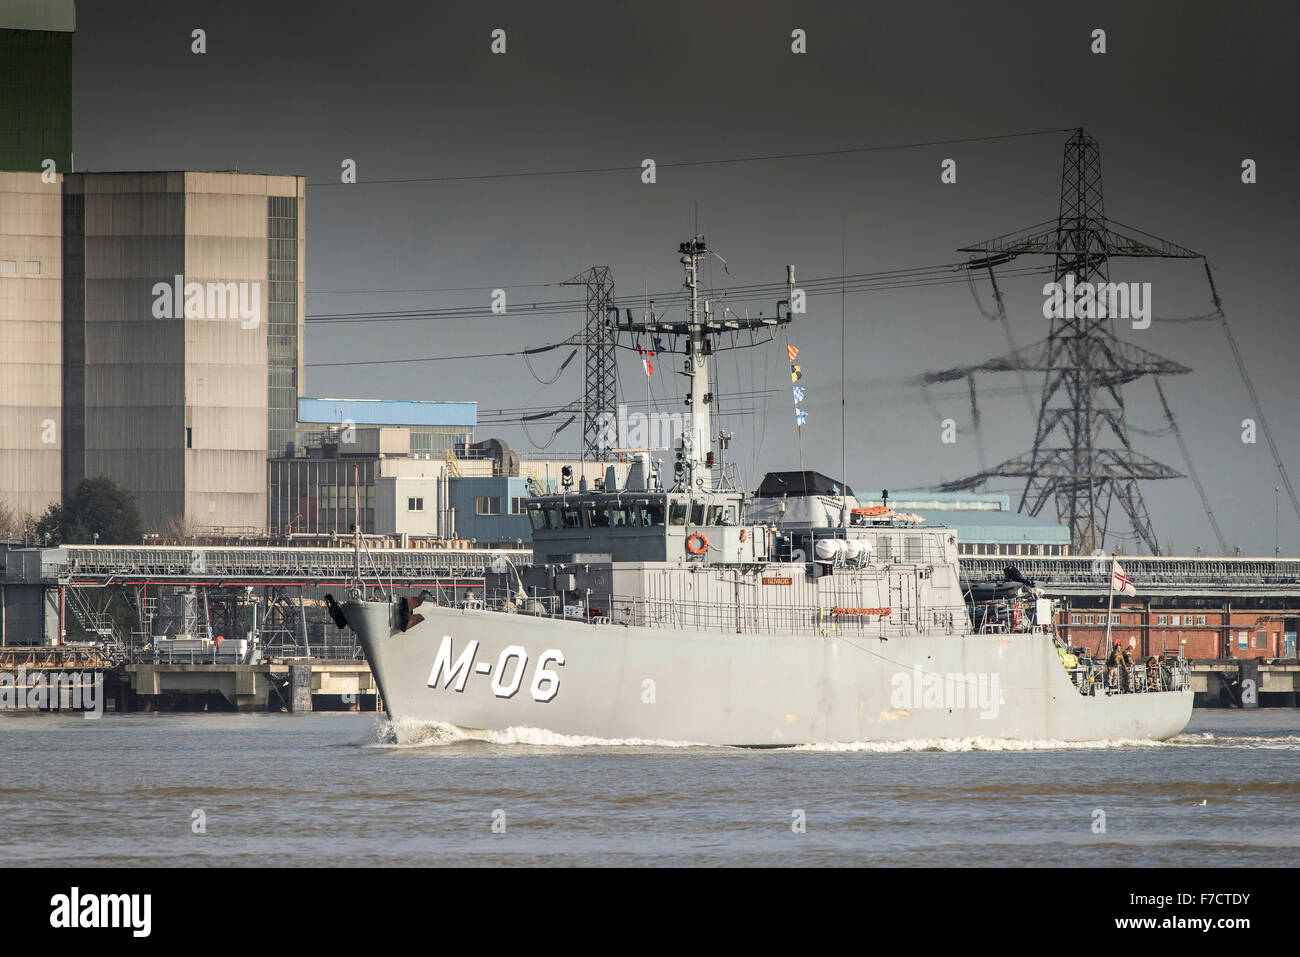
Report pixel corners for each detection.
[332,238,1192,746]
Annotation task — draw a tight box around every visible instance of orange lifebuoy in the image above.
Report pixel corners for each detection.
[686,533,709,555]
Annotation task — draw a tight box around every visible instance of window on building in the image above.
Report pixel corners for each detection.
[476,496,501,516]
[24,261,39,275]
[1156,615,1168,625]
[1070,614,1082,625]
[1256,630,1267,649]
[511,497,525,514]
[408,497,424,511]
[1196,615,1207,626]
[0,260,16,274]
[186,427,192,449]
[1084,614,1095,625]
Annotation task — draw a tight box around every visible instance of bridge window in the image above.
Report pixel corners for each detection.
[644,503,666,526]
[668,501,687,526]
[690,502,706,526]
[561,507,583,528]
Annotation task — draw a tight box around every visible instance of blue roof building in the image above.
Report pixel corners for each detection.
[856,492,1071,556]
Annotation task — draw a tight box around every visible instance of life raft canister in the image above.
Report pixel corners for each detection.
[686,533,709,555]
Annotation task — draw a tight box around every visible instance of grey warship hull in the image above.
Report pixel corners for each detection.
[339,238,1193,748]
[345,598,1193,746]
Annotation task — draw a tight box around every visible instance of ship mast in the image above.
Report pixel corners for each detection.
[616,237,793,495]
[681,237,712,488]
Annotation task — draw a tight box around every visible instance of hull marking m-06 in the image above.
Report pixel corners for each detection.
[427,635,565,702]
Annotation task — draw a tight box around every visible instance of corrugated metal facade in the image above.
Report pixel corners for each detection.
[0,171,62,519]
[57,171,305,533]
[0,19,73,173]
[448,476,531,544]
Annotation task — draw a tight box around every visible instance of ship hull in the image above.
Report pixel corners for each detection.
[345,600,1193,746]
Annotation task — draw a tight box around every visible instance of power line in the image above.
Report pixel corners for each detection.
[307,341,569,368]
[306,128,1072,188]
[304,261,1054,325]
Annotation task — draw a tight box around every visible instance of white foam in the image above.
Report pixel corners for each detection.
[792,736,1173,753]
[361,718,1300,753]
[1167,732,1300,750]
[366,716,710,750]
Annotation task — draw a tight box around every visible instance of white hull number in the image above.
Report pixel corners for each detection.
[427,636,565,702]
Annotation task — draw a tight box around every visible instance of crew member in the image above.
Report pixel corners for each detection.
[1105,641,1121,690]
[1121,645,1135,693]
[1147,653,1163,692]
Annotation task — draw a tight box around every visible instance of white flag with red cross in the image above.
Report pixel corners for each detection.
[1111,558,1136,597]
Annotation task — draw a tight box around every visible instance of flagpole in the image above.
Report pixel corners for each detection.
[1099,552,1116,659]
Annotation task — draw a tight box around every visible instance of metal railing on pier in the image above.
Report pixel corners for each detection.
[43,545,530,585]
[960,556,1300,595]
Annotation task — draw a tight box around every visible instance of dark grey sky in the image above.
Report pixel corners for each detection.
[72,0,1300,554]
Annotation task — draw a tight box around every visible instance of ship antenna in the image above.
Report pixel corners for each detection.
[841,215,848,538]
[351,462,362,598]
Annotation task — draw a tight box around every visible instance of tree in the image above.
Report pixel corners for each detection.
[0,498,18,541]
[0,499,39,544]
[35,477,142,545]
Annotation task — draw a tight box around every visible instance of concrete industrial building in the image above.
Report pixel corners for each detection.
[0,170,63,519]
[60,171,306,532]
[0,3,73,519]
[0,169,306,532]
[2,4,307,535]
[269,408,624,544]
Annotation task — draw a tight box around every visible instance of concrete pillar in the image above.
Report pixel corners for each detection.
[1239,660,1260,708]
[290,663,312,713]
